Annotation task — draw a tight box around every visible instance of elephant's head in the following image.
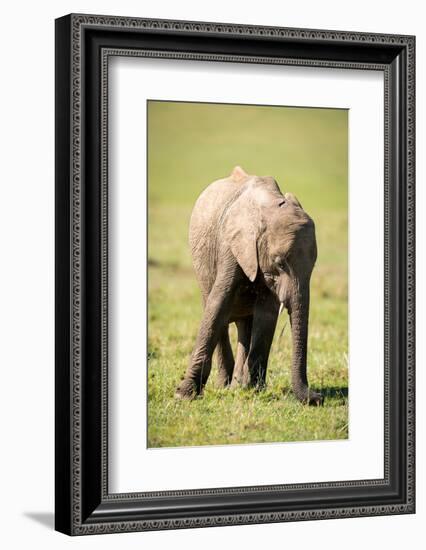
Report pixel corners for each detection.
[224,167,320,404]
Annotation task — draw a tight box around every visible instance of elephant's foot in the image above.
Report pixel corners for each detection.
[230,360,249,388]
[230,373,249,389]
[293,386,323,406]
[175,378,201,400]
[232,363,267,390]
[306,391,323,406]
[216,369,233,388]
[231,373,264,390]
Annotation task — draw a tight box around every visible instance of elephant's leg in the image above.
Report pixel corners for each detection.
[231,316,253,388]
[244,291,279,389]
[216,327,234,388]
[175,281,234,399]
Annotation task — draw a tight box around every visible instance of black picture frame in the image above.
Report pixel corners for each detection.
[55,13,415,536]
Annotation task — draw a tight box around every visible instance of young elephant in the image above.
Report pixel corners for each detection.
[175,166,322,405]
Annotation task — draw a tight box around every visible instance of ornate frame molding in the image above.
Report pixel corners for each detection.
[55,13,415,535]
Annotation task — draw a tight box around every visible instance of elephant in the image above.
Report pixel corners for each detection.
[175,166,322,405]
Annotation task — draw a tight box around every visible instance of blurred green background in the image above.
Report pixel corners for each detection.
[147,100,348,448]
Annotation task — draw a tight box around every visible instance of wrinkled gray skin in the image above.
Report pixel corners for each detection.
[175,166,322,405]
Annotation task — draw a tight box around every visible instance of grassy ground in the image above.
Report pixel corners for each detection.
[147,101,348,448]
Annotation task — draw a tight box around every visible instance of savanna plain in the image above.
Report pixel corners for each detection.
[147,101,348,447]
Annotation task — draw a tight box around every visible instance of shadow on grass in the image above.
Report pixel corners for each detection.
[321,386,348,399]
[310,386,348,406]
[279,386,348,405]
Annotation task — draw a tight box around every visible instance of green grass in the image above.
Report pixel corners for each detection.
[147,100,348,448]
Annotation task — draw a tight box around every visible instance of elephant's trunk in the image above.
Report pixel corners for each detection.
[288,277,322,405]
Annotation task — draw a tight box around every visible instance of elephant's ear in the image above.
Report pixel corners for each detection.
[225,196,258,282]
[231,165,249,183]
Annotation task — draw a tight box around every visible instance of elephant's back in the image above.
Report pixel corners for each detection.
[190,177,240,233]
[189,177,241,291]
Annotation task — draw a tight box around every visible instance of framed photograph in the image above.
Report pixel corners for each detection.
[55,14,415,535]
